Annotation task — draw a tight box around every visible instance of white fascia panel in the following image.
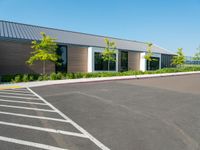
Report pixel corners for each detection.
[87,47,93,72]
[140,52,146,71]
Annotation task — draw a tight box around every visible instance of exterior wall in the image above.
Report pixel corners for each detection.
[87,47,93,72]
[140,52,146,71]
[128,51,140,70]
[0,40,55,75]
[0,40,172,75]
[68,45,88,72]
[118,50,122,71]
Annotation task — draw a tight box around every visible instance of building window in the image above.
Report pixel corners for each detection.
[146,57,160,70]
[161,54,173,68]
[56,46,68,72]
[121,51,128,71]
[94,52,116,71]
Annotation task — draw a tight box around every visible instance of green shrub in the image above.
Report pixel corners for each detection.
[74,72,84,79]
[43,74,49,80]
[2,65,200,83]
[66,73,74,79]
[56,72,63,80]
[37,76,43,81]
[60,72,66,79]
[1,75,16,82]
[12,75,21,83]
[50,72,57,80]
[28,75,34,81]
[22,74,29,82]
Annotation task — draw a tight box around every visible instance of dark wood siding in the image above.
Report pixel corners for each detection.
[128,51,140,70]
[0,40,55,75]
[68,45,88,72]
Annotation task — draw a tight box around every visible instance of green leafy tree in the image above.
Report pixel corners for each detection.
[193,45,200,60]
[102,38,117,71]
[27,32,60,74]
[172,48,185,67]
[144,42,156,70]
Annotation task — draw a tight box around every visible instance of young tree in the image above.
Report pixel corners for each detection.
[102,38,117,71]
[144,42,154,70]
[193,45,200,60]
[172,48,185,67]
[27,32,60,74]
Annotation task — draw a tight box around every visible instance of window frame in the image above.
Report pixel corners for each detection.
[91,48,118,72]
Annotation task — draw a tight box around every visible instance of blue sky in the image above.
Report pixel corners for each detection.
[0,0,199,56]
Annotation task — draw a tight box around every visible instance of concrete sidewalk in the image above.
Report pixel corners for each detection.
[1,71,200,89]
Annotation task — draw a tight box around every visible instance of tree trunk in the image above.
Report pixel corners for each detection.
[148,61,150,70]
[43,61,46,74]
[108,60,110,71]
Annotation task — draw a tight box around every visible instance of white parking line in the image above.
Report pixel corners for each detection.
[7,88,27,91]
[2,88,28,92]
[0,89,32,94]
[0,98,42,103]
[0,95,40,100]
[0,111,69,123]
[0,121,87,138]
[0,99,47,105]
[0,104,55,112]
[28,87,110,150]
[0,136,68,150]
[0,91,37,96]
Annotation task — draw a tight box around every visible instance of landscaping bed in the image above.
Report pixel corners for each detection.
[1,66,200,83]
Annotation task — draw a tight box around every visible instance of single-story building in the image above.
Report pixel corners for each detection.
[0,20,175,75]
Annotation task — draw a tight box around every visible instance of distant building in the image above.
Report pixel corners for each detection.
[185,56,200,65]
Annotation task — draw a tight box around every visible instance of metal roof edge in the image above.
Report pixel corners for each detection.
[0,20,146,44]
[153,44,176,55]
[0,20,174,55]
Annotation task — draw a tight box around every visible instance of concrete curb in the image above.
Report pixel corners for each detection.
[1,71,200,88]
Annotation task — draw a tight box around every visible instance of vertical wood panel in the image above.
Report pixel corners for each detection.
[68,45,88,72]
[128,51,140,70]
[118,50,121,71]
[0,40,55,75]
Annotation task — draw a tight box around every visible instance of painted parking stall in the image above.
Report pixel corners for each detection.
[0,87,110,150]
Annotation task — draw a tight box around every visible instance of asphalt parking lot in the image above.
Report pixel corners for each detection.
[0,74,200,150]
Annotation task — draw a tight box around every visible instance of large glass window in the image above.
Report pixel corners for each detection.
[94,52,116,71]
[56,46,68,72]
[161,54,174,68]
[146,57,160,70]
[121,51,128,71]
